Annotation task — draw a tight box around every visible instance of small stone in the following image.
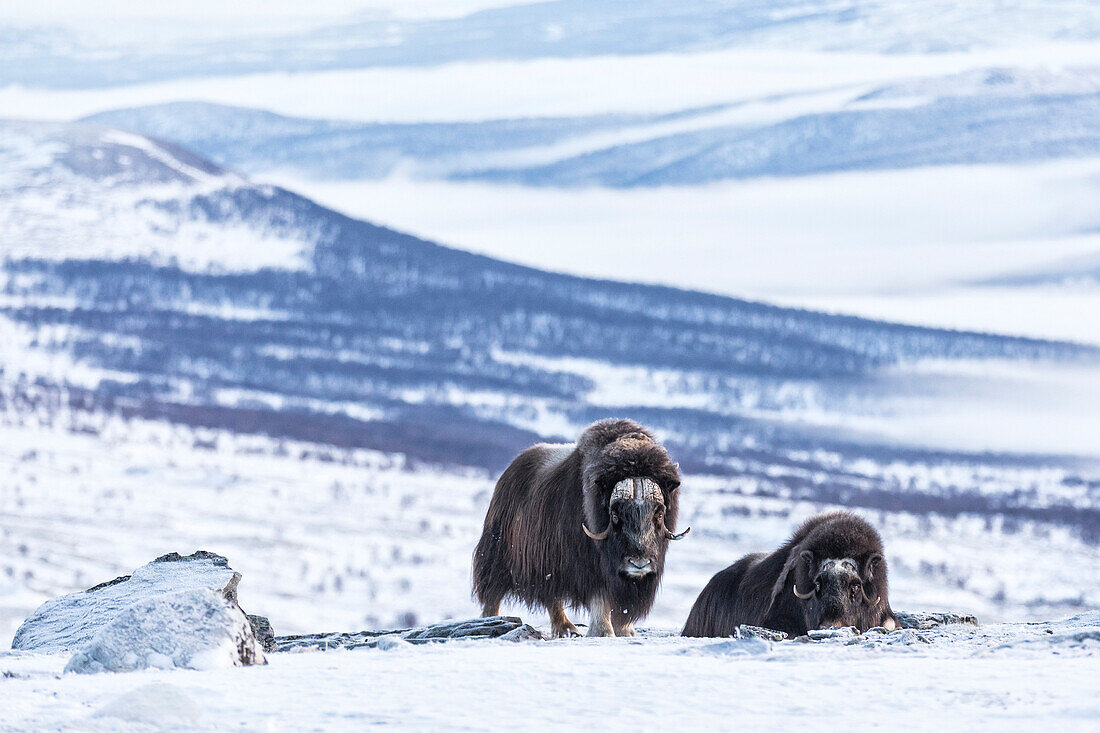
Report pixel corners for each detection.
[499,624,543,642]
[894,611,979,630]
[248,615,277,653]
[807,627,858,641]
[737,625,788,642]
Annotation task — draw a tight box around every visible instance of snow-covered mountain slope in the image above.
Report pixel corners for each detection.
[81,102,719,181]
[83,71,1100,187]
[0,121,305,272]
[5,119,1099,461]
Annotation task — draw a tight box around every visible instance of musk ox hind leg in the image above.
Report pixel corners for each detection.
[549,601,581,638]
[586,597,615,637]
[612,618,635,637]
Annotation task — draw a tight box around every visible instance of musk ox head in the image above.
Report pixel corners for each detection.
[582,477,689,580]
[769,512,894,633]
[788,551,883,630]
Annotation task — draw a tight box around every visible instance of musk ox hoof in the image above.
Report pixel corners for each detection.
[586,623,615,638]
[551,622,581,639]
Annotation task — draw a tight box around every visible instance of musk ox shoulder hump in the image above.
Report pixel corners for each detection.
[576,418,656,461]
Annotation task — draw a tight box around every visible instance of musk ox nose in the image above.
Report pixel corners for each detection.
[622,557,654,578]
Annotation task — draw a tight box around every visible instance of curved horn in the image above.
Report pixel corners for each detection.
[792,584,816,600]
[582,522,609,541]
[665,526,691,541]
[860,585,880,607]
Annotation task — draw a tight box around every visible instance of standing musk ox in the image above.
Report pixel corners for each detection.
[682,512,898,638]
[473,419,687,637]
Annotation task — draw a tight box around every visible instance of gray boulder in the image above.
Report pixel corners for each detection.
[65,588,264,674]
[12,551,267,673]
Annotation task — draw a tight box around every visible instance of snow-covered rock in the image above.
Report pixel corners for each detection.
[11,550,267,673]
[895,610,980,629]
[65,588,265,674]
[274,615,542,652]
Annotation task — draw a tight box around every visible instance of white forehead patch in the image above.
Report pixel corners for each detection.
[821,558,858,574]
[610,478,663,504]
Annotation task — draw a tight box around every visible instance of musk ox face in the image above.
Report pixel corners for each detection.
[583,477,689,581]
[791,550,881,630]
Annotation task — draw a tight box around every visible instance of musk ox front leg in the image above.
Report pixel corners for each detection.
[586,597,615,637]
[549,601,581,638]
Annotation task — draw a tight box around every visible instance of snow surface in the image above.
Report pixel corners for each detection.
[2,614,1099,731]
[2,411,1097,648]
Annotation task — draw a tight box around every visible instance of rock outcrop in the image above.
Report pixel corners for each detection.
[12,551,268,673]
[275,615,542,652]
[895,611,979,629]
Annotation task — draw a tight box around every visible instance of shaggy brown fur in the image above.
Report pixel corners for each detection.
[472,419,683,637]
[682,512,898,637]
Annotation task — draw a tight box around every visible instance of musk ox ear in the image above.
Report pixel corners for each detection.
[768,546,812,612]
[862,553,883,583]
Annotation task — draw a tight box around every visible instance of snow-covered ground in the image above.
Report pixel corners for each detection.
[3,409,1097,646]
[3,614,1099,731]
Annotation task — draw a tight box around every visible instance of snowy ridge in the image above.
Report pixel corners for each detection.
[82,77,1100,188]
[0,120,306,273]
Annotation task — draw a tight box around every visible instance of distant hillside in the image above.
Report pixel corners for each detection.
[2,118,1099,543]
[84,85,1100,189]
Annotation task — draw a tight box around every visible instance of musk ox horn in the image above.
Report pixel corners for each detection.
[582,522,610,541]
[792,584,816,600]
[861,585,880,607]
[665,526,691,540]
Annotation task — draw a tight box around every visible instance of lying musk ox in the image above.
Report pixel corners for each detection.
[682,512,898,637]
[473,419,687,637]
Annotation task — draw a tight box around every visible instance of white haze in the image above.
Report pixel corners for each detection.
[262,161,1100,344]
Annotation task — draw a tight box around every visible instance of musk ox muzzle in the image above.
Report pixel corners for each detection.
[582,477,689,580]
